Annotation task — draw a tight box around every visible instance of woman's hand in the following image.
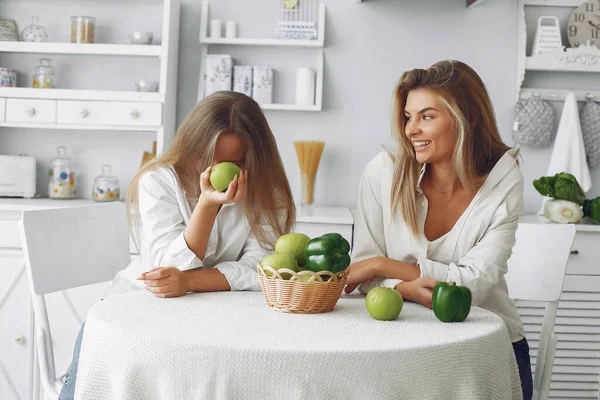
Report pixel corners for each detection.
[343,257,384,294]
[138,267,189,298]
[397,278,439,309]
[199,166,247,206]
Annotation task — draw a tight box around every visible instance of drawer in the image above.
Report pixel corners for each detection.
[0,98,5,121]
[566,231,600,275]
[6,98,56,123]
[57,100,107,125]
[294,222,353,248]
[106,101,162,126]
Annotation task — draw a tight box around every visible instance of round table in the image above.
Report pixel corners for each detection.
[75,291,522,400]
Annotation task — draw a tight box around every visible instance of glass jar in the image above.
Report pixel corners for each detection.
[33,58,55,88]
[48,146,76,199]
[92,165,120,202]
[21,16,48,42]
[71,16,96,43]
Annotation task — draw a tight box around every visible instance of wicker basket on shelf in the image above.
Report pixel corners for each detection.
[257,264,348,314]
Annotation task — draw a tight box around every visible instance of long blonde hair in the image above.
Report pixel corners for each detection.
[127,91,295,251]
[391,60,512,236]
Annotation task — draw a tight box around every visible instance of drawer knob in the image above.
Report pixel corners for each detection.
[130,109,140,119]
[570,250,579,255]
[25,107,36,116]
[14,335,24,344]
[79,109,89,118]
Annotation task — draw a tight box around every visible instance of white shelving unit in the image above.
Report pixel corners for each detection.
[197,0,325,112]
[0,0,180,153]
[517,0,600,102]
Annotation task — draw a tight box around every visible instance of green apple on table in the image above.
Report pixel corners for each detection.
[275,233,311,266]
[209,162,241,192]
[260,252,299,280]
[365,287,403,321]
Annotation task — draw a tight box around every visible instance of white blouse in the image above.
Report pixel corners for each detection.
[352,148,525,342]
[106,166,266,297]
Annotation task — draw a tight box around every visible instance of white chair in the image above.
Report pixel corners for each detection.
[505,222,576,400]
[18,202,131,399]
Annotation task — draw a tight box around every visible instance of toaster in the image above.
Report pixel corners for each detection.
[0,155,36,198]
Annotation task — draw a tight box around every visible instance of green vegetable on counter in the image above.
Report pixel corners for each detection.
[583,197,600,223]
[432,282,472,323]
[533,172,585,205]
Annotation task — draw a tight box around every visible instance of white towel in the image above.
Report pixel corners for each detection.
[538,92,592,214]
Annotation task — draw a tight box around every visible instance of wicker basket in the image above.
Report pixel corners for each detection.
[257,264,348,314]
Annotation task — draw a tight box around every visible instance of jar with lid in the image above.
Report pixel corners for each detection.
[21,16,48,42]
[71,16,96,43]
[48,146,76,199]
[92,165,120,202]
[33,58,55,88]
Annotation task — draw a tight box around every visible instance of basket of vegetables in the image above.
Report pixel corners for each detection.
[534,172,600,224]
[257,232,350,314]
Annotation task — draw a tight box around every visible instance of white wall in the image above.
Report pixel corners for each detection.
[2,0,599,213]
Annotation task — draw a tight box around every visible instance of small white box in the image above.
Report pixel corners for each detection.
[252,66,273,104]
[205,54,232,97]
[233,65,253,97]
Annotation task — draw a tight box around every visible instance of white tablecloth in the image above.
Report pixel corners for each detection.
[75,291,522,400]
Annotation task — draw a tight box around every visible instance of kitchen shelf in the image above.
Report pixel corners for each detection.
[525,44,600,73]
[200,37,323,48]
[0,122,160,131]
[0,42,163,57]
[0,88,163,102]
[197,0,325,111]
[523,0,582,6]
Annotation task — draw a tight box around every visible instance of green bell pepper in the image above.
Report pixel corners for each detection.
[583,197,600,223]
[432,282,472,323]
[305,233,351,274]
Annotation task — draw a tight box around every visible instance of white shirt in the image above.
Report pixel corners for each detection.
[353,148,525,342]
[105,166,265,297]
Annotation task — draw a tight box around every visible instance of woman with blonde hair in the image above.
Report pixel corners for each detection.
[345,60,531,399]
[58,91,295,399]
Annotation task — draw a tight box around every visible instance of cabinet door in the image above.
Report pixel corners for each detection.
[517,274,600,399]
[0,249,33,400]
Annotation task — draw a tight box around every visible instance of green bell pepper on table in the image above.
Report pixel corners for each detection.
[432,282,472,323]
[583,197,600,223]
[305,233,351,274]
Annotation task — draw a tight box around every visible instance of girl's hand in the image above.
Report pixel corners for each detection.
[199,166,247,206]
[138,267,189,298]
[397,278,439,309]
[343,257,383,294]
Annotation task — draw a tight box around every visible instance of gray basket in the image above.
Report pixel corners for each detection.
[512,96,556,148]
[580,99,600,169]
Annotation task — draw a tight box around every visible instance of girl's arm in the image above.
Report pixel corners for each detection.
[183,167,247,260]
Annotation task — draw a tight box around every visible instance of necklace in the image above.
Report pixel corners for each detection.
[433,183,446,193]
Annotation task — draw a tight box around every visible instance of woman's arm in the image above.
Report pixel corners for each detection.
[418,180,524,305]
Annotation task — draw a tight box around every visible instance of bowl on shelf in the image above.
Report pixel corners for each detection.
[130,31,153,45]
[134,80,158,92]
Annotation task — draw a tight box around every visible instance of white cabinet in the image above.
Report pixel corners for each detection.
[56,100,108,125]
[517,218,600,399]
[0,249,33,400]
[0,98,5,121]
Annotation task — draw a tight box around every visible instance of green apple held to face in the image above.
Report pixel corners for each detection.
[260,252,299,279]
[209,162,241,192]
[365,287,403,321]
[275,233,311,266]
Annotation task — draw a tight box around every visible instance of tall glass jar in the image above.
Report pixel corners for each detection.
[92,165,120,202]
[71,16,96,43]
[33,58,55,88]
[48,146,76,199]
